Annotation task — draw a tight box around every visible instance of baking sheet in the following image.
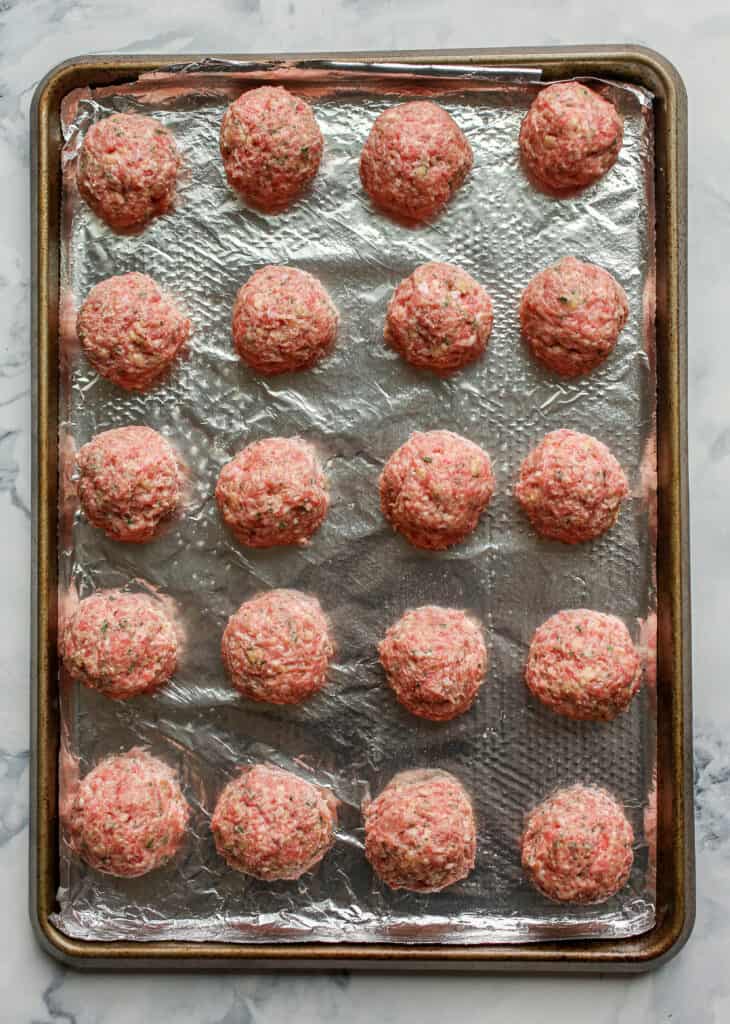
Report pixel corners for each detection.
[51,63,656,945]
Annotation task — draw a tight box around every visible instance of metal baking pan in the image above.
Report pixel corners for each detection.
[30,45,692,971]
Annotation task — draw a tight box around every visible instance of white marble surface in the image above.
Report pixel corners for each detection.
[0,1,728,1020]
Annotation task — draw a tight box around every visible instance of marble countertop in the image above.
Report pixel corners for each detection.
[1,1,727,1020]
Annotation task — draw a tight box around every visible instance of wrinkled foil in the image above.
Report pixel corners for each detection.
[52,62,656,945]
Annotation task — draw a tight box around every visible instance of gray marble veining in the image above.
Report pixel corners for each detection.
[1,0,728,1020]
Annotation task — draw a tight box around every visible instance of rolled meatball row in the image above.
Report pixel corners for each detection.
[75,254,627,394]
[78,82,623,233]
[64,752,636,906]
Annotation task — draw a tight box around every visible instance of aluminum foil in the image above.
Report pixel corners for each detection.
[52,62,656,945]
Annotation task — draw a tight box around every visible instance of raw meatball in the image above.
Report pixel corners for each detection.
[526,609,641,721]
[521,784,634,903]
[77,272,190,391]
[640,431,658,546]
[78,113,180,231]
[222,589,334,704]
[211,764,336,880]
[62,589,177,700]
[220,86,323,211]
[520,257,628,377]
[519,82,623,192]
[364,769,476,892]
[385,262,493,373]
[380,430,494,550]
[216,437,328,548]
[640,610,657,697]
[77,426,183,543]
[64,749,189,878]
[515,429,628,544]
[360,101,473,222]
[232,266,338,375]
[379,606,487,721]
[644,775,657,881]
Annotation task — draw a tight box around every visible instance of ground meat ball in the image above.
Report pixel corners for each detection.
[360,101,473,223]
[640,610,657,697]
[61,590,177,700]
[520,257,628,377]
[644,775,657,882]
[519,82,623,192]
[222,589,333,704]
[379,606,487,721]
[380,430,494,550]
[521,784,634,903]
[220,86,323,211]
[364,769,476,892]
[515,429,628,544]
[216,437,328,548]
[232,266,338,375]
[78,113,180,231]
[64,749,189,878]
[77,272,190,391]
[385,262,493,373]
[77,426,183,543]
[211,764,336,880]
[526,609,641,721]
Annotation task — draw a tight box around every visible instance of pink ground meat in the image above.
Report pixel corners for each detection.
[520,257,628,377]
[222,589,334,704]
[515,429,628,544]
[385,262,493,373]
[380,430,494,550]
[77,272,190,391]
[78,113,181,231]
[379,606,487,721]
[64,749,189,878]
[232,266,338,375]
[76,425,183,543]
[220,86,323,211]
[360,101,473,223]
[216,437,328,548]
[640,432,658,545]
[364,769,476,892]
[211,764,336,880]
[640,610,657,697]
[62,589,177,700]
[519,82,623,192]
[521,784,634,903]
[644,775,657,882]
[526,609,641,721]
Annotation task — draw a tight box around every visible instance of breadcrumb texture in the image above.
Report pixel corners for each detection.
[364,769,476,892]
[77,272,190,391]
[521,784,634,903]
[526,609,641,720]
[211,764,336,880]
[62,590,177,700]
[360,101,472,222]
[65,749,189,878]
[519,82,623,192]
[222,589,334,704]
[215,437,328,548]
[232,266,337,375]
[220,86,323,211]
[385,262,493,373]
[515,429,628,544]
[379,605,487,720]
[380,430,494,550]
[78,113,180,230]
[520,257,628,377]
[76,426,183,543]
